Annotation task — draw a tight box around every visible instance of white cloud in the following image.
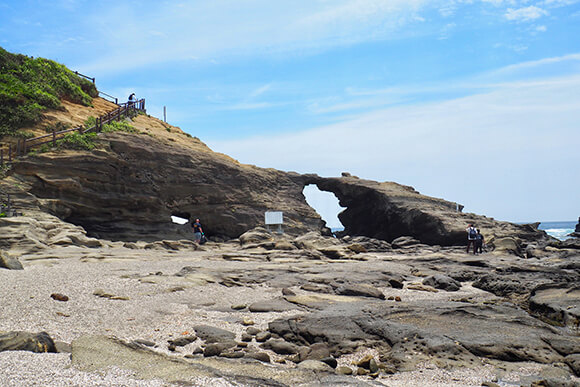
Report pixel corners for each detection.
[505,5,549,22]
[249,84,272,98]
[486,53,580,76]
[75,0,436,74]
[221,102,277,111]
[439,22,457,39]
[541,0,580,6]
[207,63,580,222]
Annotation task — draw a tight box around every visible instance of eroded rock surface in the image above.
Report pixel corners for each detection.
[1,231,579,385]
[4,123,553,249]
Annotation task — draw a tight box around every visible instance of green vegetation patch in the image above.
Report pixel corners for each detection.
[53,132,98,151]
[0,46,98,137]
[84,116,137,133]
[102,120,137,134]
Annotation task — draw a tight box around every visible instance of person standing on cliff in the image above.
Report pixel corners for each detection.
[466,224,477,254]
[192,218,203,244]
[475,229,485,254]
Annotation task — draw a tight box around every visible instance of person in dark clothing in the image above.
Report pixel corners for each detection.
[192,218,203,244]
[466,224,477,254]
[475,230,485,254]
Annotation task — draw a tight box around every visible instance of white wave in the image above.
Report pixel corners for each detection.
[544,228,574,241]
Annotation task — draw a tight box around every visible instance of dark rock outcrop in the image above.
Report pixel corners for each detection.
[268,300,576,371]
[529,284,580,329]
[301,174,550,247]
[193,325,235,344]
[0,331,57,353]
[571,217,580,238]
[422,274,461,291]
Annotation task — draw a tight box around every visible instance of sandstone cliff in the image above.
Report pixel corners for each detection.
[2,98,550,248]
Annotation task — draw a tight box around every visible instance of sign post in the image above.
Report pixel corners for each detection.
[265,211,284,234]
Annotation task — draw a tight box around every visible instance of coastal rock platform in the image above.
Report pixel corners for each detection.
[1,231,579,386]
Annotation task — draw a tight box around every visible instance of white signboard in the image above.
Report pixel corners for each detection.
[265,211,283,225]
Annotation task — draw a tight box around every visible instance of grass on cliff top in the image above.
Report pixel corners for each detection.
[83,116,138,134]
[0,46,98,137]
[34,116,138,153]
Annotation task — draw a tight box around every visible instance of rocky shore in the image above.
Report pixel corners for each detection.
[1,221,579,386]
[1,96,579,386]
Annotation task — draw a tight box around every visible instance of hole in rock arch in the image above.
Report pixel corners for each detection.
[171,212,190,225]
[302,184,345,232]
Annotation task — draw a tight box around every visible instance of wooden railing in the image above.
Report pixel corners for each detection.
[0,189,12,216]
[0,145,14,165]
[98,91,118,104]
[0,99,145,164]
[73,71,95,84]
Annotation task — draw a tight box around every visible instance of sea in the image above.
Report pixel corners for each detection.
[538,221,577,241]
[331,221,577,241]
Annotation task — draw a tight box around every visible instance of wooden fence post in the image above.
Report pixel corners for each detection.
[53,130,56,146]
[8,144,12,162]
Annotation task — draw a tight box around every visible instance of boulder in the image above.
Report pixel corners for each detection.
[293,232,340,250]
[529,284,580,329]
[203,341,237,357]
[0,251,23,270]
[239,227,273,246]
[0,331,57,353]
[391,236,422,249]
[298,343,331,362]
[249,298,298,313]
[344,236,392,252]
[333,283,385,299]
[261,339,300,355]
[297,359,334,372]
[167,336,197,347]
[422,274,461,292]
[317,246,350,259]
[490,237,522,256]
[193,325,236,344]
[565,354,580,376]
[246,351,271,363]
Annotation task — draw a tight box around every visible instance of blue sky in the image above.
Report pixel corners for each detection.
[1,0,579,226]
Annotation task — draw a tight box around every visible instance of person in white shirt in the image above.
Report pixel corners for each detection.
[466,224,477,254]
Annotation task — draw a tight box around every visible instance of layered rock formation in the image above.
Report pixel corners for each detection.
[8,131,324,242]
[3,99,550,249]
[301,174,548,247]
